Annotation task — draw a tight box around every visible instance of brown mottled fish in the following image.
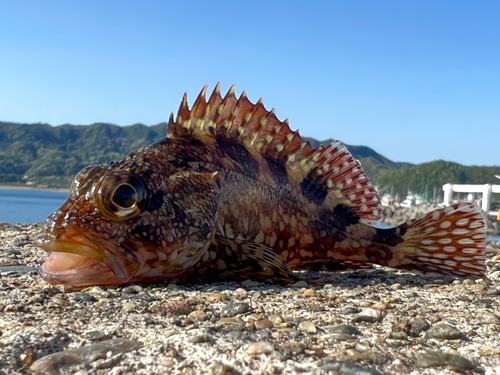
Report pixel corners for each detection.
[36,84,487,286]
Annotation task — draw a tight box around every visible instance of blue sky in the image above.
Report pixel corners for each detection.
[0,1,498,166]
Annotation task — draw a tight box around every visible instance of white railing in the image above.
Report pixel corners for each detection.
[442,183,500,216]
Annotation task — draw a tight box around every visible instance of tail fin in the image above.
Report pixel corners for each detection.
[389,202,486,278]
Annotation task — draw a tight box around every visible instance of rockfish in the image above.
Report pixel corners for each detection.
[36,84,486,286]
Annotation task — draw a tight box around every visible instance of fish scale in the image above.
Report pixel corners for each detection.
[36,84,486,286]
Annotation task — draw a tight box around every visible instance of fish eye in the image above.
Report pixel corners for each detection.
[96,173,148,220]
[112,184,137,209]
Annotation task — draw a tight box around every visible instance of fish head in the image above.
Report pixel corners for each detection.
[36,148,220,286]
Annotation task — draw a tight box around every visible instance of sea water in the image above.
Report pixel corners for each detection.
[0,188,499,242]
[0,188,69,224]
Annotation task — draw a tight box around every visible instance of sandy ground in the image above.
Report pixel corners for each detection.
[1,222,500,375]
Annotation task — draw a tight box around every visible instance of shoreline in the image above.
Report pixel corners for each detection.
[0,184,69,193]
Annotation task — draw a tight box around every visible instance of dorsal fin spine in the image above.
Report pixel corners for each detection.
[168,84,382,221]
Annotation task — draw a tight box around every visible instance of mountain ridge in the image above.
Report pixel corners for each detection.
[1,121,499,199]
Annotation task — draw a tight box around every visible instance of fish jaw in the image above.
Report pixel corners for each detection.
[36,231,141,286]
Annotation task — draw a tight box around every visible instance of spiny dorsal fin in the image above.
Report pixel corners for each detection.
[167,84,381,221]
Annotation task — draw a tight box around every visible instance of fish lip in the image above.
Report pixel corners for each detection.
[35,232,140,286]
[39,252,118,286]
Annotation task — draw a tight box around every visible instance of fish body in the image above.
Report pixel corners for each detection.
[36,84,487,286]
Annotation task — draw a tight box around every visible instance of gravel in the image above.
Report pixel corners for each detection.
[1,223,500,374]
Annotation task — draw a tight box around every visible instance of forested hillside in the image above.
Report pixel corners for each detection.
[1,122,499,198]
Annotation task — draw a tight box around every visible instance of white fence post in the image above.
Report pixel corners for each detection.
[483,184,492,213]
[442,183,453,206]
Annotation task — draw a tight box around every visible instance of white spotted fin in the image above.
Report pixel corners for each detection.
[389,202,486,278]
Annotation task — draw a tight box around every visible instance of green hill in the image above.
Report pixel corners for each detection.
[0,122,498,197]
[0,122,167,187]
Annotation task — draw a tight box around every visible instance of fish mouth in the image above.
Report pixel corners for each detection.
[36,232,140,286]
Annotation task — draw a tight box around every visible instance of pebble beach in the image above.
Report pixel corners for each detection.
[1,222,500,375]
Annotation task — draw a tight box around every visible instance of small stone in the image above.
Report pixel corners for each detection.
[371,302,387,310]
[479,345,500,356]
[192,333,213,343]
[352,308,382,323]
[478,312,500,325]
[86,331,112,342]
[188,310,208,321]
[221,302,251,317]
[157,301,193,316]
[408,318,430,337]
[241,279,260,288]
[342,307,359,314]
[53,297,70,307]
[91,353,123,370]
[219,317,242,325]
[291,280,308,288]
[12,240,29,247]
[74,309,86,318]
[415,350,474,371]
[245,341,274,356]
[207,292,227,302]
[428,314,442,324]
[390,331,408,340]
[331,324,361,336]
[391,283,403,290]
[424,323,463,340]
[70,293,97,303]
[210,361,234,375]
[30,339,142,374]
[87,287,112,298]
[121,286,139,294]
[254,319,274,329]
[321,361,386,374]
[269,314,284,325]
[233,288,247,299]
[122,302,136,313]
[302,288,315,297]
[394,276,407,284]
[298,321,316,333]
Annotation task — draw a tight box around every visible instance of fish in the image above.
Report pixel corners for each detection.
[35,84,487,286]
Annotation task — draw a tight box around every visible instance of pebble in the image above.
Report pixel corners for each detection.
[221,302,251,317]
[241,279,260,288]
[291,280,308,288]
[69,293,97,303]
[207,292,227,302]
[188,310,208,321]
[331,324,361,336]
[157,300,193,316]
[352,308,382,323]
[302,288,315,297]
[321,361,387,374]
[477,312,500,325]
[322,324,361,341]
[415,350,474,371]
[408,318,430,337]
[85,331,112,342]
[342,307,359,314]
[424,323,463,340]
[254,319,274,329]
[192,333,213,343]
[233,288,248,299]
[121,285,143,294]
[245,341,274,356]
[298,321,316,333]
[30,339,142,374]
[122,302,137,313]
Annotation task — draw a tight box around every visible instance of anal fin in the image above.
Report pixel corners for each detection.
[187,236,298,283]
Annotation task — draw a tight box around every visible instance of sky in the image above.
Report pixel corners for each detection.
[0,1,498,166]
